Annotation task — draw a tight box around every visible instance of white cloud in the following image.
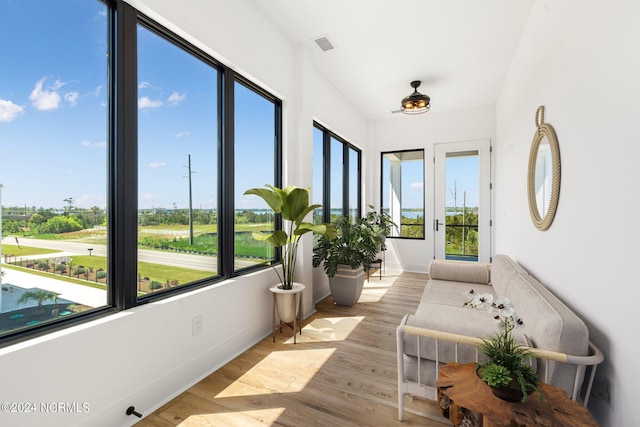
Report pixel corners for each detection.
[410,182,424,190]
[167,91,186,106]
[52,79,66,90]
[138,96,163,109]
[174,131,190,138]
[0,99,24,122]
[148,162,167,168]
[30,77,62,110]
[65,91,79,105]
[81,140,106,148]
[138,81,152,89]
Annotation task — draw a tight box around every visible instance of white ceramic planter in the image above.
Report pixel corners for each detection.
[329,265,365,307]
[269,282,305,323]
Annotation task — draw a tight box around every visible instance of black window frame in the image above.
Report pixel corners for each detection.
[0,0,282,346]
[229,76,283,275]
[380,148,426,240]
[313,122,361,223]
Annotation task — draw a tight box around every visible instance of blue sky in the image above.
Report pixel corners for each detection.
[0,0,108,210]
[446,156,479,208]
[0,0,274,211]
[0,1,475,213]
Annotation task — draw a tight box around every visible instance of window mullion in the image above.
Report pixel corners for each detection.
[323,131,331,223]
[112,1,139,309]
[220,68,235,277]
[343,142,350,218]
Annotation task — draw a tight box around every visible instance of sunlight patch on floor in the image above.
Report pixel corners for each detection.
[180,407,286,426]
[297,315,365,342]
[358,272,400,302]
[358,284,390,302]
[215,348,336,398]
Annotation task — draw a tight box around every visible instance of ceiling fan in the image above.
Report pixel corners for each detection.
[391,80,431,115]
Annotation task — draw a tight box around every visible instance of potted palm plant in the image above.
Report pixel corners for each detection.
[244,185,336,322]
[312,212,385,306]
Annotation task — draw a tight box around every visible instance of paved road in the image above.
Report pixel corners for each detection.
[1,237,259,271]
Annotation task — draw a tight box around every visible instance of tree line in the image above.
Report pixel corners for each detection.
[1,205,276,235]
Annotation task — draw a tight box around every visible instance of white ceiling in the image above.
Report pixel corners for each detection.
[248,0,534,120]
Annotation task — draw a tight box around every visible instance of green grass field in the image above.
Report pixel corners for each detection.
[2,245,214,289]
[2,222,276,292]
[1,244,58,257]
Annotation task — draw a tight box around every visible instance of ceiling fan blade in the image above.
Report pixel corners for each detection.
[390,109,402,114]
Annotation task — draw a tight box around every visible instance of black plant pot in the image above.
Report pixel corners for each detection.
[489,383,531,402]
[476,365,535,403]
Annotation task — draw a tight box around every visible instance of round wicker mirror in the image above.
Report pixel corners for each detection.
[528,106,560,231]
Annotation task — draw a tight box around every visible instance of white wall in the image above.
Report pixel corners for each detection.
[0,1,366,426]
[495,1,640,425]
[370,106,496,273]
[301,48,369,304]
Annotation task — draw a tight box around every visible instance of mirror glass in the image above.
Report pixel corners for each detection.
[534,137,552,217]
[527,121,560,231]
[528,106,560,231]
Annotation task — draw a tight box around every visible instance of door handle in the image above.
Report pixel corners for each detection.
[434,219,444,231]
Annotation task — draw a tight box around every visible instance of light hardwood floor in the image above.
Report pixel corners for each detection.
[135,270,449,427]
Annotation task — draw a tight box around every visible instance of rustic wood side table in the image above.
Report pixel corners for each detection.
[436,363,598,427]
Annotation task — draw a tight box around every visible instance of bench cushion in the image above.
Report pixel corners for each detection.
[428,259,491,285]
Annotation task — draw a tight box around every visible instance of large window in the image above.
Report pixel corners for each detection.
[381,149,425,238]
[137,23,220,296]
[348,146,360,222]
[234,81,279,272]
[313,123,361,223]
[312,127,324,225]
[329,137,344,222]
[0,1,281,343]
[0,0,109,335]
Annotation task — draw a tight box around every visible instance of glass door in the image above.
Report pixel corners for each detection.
[434,140,491,262]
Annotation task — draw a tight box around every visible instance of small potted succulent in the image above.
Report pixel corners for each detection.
[464,290,543,403]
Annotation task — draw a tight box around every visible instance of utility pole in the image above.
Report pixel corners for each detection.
[184,155,195,245]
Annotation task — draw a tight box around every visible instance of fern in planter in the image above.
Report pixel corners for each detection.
[361,206,396,252]
[312,215,379,277]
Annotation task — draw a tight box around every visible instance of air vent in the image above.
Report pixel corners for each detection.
[313,35,335,52]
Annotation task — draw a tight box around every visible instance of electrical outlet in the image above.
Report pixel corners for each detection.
[192,314,202,337]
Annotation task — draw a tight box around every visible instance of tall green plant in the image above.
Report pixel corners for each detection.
[312,216,374,277]
[362,205,396,251]
[244,185,336,290]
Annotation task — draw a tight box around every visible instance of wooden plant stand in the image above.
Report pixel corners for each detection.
[436,363,598,427]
